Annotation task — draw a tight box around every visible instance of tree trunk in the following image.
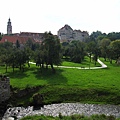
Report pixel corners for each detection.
[5,64,7,73]
[42,63,44,68]
[51,64,55,73]
[12,63,14,73]
[19,64,22,71]
[90,54,92,62]
[109,59,112,64]
[46,64,48,69]
[104,56,107,61]
[27,62,30,67]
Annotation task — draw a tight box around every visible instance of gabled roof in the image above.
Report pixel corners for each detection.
[0,35,35,44]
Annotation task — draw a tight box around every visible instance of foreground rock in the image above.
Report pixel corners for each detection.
[2,103,120,120]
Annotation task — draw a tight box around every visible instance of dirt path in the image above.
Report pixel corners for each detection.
[29,59,107,70]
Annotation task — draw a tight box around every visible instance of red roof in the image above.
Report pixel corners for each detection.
[0,35,35,44]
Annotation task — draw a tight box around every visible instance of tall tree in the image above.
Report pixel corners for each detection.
[69,41,86,63]
[0,42,13,72]
[109,40,120,62]
[90,31,102,42]
[86,41,96,62]
[43,32,61,73]
[16,40,20,48]
[99,38,111,61]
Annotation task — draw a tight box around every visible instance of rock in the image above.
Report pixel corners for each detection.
[4,117,14,120]
[2,103,120,119]
[32,93,44,109]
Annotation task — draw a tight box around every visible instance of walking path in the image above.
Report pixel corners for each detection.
[29,58,107,70]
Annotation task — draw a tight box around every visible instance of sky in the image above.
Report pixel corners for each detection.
[0,0,120,35]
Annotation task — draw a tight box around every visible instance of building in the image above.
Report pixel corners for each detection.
[3,19,89,44]
[0,35,37,48]
[57,24,89,42]
[0,18,44,45]
[7,18,12,35]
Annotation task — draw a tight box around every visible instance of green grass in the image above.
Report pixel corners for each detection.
[62,56,101,67]
[0,58,120,105]
[20,114,120,120]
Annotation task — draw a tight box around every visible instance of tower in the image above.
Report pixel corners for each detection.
[7,18,12,35]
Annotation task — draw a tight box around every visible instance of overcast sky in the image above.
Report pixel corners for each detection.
[0,0,120,35]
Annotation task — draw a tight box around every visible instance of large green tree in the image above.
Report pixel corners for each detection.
[99,38,111,61]
[69,41,86,63]
[109,40,120,62]
[42,32,61,73]
[86,41,96,62]
[0,42,13,72]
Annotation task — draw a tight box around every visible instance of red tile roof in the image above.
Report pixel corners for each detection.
[0,35,35,44]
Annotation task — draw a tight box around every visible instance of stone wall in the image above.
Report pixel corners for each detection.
[0,76,10,103]
[58,24,89,42]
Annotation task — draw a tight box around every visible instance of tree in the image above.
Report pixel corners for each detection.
[43,32,61,73]
[0,48,11,72]
[16,40,20,48]
[34,46,43,70]
[0,42,13,72]
[109,40,120,62]
[99,38,111,61]
[90,31,102,42]
[0,32,3,41]
[69,41,86,63]
[107,32,120,41]
[86,41,96,62]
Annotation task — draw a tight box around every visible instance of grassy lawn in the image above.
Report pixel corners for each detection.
[0,57,120,105]
[62,56,101,67]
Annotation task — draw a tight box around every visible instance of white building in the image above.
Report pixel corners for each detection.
[57,24,89,42]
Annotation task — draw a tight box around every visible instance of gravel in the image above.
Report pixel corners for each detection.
[2,103,120,120]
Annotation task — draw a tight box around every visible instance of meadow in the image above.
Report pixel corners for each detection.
[0,57,120,105]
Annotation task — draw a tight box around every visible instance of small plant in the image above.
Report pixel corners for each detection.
[59,113,63,119]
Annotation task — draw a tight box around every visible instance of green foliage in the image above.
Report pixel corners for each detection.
[107,32,120,41]
[110,40,120,61]
[62,41,86,63]
[33,32,61,73]
[99,38,111,61]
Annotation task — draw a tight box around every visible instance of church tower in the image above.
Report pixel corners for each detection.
[7,18,12,35]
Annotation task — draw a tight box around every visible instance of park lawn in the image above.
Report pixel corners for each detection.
[1,60,119,90]
[0,58,120,105]
[62,56,101,67]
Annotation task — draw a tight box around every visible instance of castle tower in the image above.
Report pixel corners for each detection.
[7,18,12,35]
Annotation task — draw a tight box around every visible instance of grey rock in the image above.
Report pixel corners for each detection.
[2,103,120,120]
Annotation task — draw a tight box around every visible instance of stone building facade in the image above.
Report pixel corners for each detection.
[0,76,10,103]
[57,24,89,42]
